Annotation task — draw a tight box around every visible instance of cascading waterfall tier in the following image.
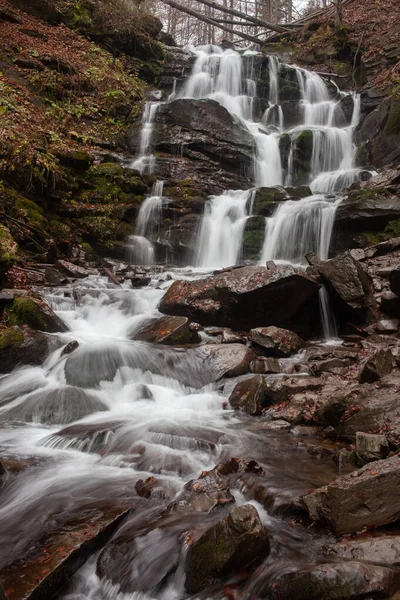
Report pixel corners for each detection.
[127,180,164,266]
[130,102,160,174]
[131,45,373,273]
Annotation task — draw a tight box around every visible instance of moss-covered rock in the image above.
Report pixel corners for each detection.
[55,149,94,171]
[0,225,18,278]
[253,187,287,216]
[5,297,68,333]
[242,216,265,262]
[0,325,49,373]
[293,129,313,185]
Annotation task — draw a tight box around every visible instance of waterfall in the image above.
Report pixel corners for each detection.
[195,189,254,269]
[127,181,164,265]
[128,46,372,272]
[319,285,339,341]
[260,194,339,266]
[130,102,160,174]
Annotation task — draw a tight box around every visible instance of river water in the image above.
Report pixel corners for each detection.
[0,44,366,598]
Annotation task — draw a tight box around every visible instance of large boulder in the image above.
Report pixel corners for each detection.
[269,561,400,600]
[159,265,320,337]
[307,251,378,322]
[185,504,270,594]
[326,533,400,564]
[192,344,256,381]
[0,325,49,374]
[249,326,303,357]
[302,455,400,535]
[131,315,200,345]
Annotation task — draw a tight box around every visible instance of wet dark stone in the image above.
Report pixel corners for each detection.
[159,265,319,338]
[249,326,303,357]
[358,348,393,383]
[390,267,400,297]
[185,504,270,594]
[229,375,267,416]
[0,325,49,374]
[132,315,200,345]
[0,386,108,425]
[269,561,400,600]
[61,340,79,356]
[302,455,400,535]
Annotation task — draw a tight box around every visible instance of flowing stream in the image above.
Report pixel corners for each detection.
[0,45,374,599]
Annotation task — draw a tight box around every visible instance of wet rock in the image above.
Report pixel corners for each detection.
[0,325,49,373]
[44,267,67,285]
[61,340,79,356]
[249,326,303,357]
[358,348,393,383]
[0,505,130,600]
[185,504,270,594]
[318,374,400,446]
[309,251,378,322]
[250,357,282,374]
[55,259,91,278]
[159,265,319,337]
[390,267,400,297]
[194,344,256,381]
[135,476,164,499]
[376,318,399,332]
[5,296,68,333]
[302,455,400,535]
[334,186,400,232]
[269,561,400,600]
[253,186,288,216]
[356,432,390,462]
[229,375,267,415]
[129,98,256,191]
[221,328,246,344]
[130,275,151,287]
[132,315,200,345]
[158,46,195,92]
[326,533,400,564]
[0,386,108,425]
[42,420,123,453]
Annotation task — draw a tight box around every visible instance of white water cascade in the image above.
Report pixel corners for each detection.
[127,180,164,265]
[130,102,160,174]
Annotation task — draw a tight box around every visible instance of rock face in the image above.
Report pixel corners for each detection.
[249,326,303,357]
[356,97,400,167]
[127,98,256,192]
[356,432,389,462]
[0,325,49,373]
[302,455,400,535]
[132,315,200,345]
[269,561,400,600]
[159,266,319,337]
[185,504,270,594]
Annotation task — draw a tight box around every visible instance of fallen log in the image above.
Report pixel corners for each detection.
[190,0,288,33]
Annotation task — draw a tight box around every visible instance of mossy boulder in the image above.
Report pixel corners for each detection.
[242,216,265,261]
[83,162,148,204]
[293,129,313,185]
[253,187,288,216]
[0,325,49,373]
[5,297,68,333]
[0,225,18,278]
[55,149,94,171]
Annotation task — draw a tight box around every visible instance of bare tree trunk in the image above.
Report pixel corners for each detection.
[183,0,288,33]
[333,0,342,28]
[159,0,266,42]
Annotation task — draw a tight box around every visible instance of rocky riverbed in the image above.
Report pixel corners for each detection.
[0,232,400,599]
